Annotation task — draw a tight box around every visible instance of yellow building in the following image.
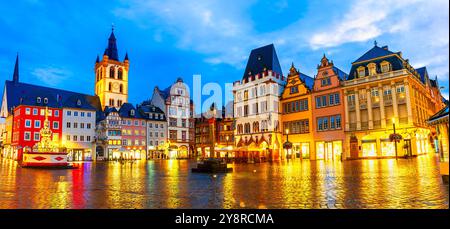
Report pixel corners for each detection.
[428,105,449,183]
[95,28,129,110]
[343,43,444,159]
[280,64,315,160]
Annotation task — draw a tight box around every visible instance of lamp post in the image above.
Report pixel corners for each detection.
[392,118,398,160]
[226,135,229,161]
[285,128,289,160]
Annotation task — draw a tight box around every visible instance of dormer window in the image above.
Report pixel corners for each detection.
[43,98,48,104]
[368,63,377,76]
[37,97,42,103]
[130,109,135,116]
[357,66,366,77]
[76,99,82,106]
[380,61,391,73]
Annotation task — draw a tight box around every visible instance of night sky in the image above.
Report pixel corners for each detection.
[0,0,448,115]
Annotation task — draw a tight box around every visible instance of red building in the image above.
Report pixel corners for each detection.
[11,105,62,162]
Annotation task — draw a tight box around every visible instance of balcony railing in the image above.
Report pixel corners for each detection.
[348,102,355,111]
[343,69,409,86]
[361,122,368,130]
[399,117,408,124]
[397,95,406,104]
[384,95,392,106]
[349,123,357,131]
[359,100,367,109]
[373,120,381,129]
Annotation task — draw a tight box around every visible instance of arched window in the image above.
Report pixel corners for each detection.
[109,82,112,91]
[109,67,115,78]
[260,85,266,96]
[119,84,123,93]
[244,123,251,134]
[253,121,260,133]
[237,124,243,134]
[100,68,103,79]
[118,68,123,80]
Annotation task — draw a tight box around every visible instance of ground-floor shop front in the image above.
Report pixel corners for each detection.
[346,127,432,159]
[105,146,146,160]
[166,144,190,159]
[67,149,93,161]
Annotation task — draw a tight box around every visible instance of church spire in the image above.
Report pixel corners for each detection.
[13,53,19,84]
[104,25,119,61]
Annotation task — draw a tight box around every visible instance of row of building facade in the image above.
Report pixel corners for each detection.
[196,43,447,162]
[0,29,447,164]
[0,29,196,162]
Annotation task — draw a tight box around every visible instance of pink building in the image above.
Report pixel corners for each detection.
[311,55,348,160]
[118,103,147,160]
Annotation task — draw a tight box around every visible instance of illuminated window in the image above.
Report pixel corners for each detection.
[357,66,366,77]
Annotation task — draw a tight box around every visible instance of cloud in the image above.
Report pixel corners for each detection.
[308,0,420,49]
[31,67,71,86]
[114,0,448,96]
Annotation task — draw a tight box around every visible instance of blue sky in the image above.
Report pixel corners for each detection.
[0,0,448,114]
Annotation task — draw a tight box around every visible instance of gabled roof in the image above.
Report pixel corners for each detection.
[118,103,145,119]
[299,73,314,90]
[353,45,396,63]
[3,80,101,114]
[139,102,166,121]
[332,66,348,81]
[416,67,430,85]
[242,44,283,80]
[347,44,405,81]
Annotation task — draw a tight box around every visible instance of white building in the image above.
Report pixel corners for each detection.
[233,44,286,162]
[151,78,191,158]
[62,105,97,161]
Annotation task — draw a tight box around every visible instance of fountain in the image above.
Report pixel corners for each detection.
[21,107,70,168]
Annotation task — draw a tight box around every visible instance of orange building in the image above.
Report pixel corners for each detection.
[311,55,348,160]
[280,64,315,160]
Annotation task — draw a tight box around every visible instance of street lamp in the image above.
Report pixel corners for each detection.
[392,118,398,160]
[285,128,290,160]
[225,135,230,161]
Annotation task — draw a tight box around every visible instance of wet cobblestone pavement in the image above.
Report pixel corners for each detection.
[0,154,448,209]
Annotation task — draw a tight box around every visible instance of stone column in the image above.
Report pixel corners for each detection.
[379,84,386,128]
[355,90,361,130]
[366,87,373,129]
[404,81,413,125]
[391,83,399,124]
[344,90,350,131]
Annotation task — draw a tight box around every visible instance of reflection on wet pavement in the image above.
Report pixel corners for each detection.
[0,154,448,209]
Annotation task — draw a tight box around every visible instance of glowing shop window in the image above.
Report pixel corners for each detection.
[316,142,325,160]
[333,141,342,159]
[416,141,422,154]
[381,141,395,156]
[301,143,310,159]
[362,142,377,157]
[326,142,333,160]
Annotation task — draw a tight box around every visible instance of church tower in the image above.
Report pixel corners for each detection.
[95,27,129,110]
